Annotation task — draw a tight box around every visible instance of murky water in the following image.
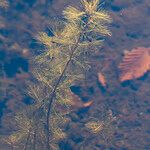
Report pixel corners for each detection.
[0,0,150,149]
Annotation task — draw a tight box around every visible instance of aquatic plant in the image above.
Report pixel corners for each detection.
[4,0,112,149]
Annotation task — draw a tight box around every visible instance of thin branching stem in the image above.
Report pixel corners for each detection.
[45,23,88,149]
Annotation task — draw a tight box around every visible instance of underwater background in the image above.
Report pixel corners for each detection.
[0,0,150,149]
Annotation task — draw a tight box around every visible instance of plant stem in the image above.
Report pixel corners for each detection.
[45,32,84,150]
[45,14,90,148]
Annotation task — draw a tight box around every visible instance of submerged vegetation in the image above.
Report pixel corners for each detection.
[2,0,114,149]
[0,0,150,149]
